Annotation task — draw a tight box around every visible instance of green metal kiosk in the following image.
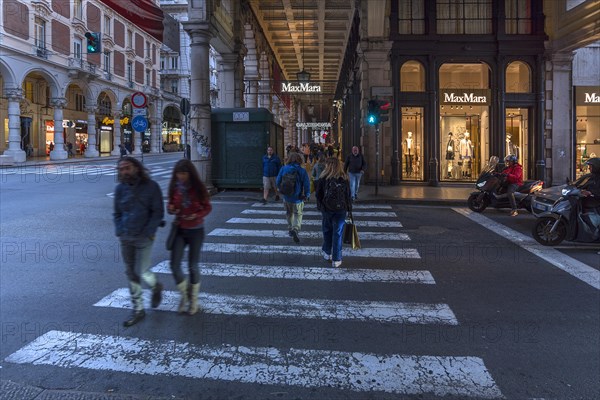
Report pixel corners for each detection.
[211,108,284,188]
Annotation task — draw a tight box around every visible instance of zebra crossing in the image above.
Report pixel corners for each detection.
[4,201,504,398]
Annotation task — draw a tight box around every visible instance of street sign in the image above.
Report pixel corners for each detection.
[180,98,190,116]
[131,92,147,108]
[131,115,148,132]
[132,108,147,116]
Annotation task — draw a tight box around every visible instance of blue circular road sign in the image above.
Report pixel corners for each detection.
[131,115,148,132]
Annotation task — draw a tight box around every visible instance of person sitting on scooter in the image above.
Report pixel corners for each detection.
[581,157,600,208]
[501,155,523,216]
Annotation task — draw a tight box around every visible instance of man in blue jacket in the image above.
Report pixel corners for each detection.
[113,156,164,327]
[262,146,282,204]
[276,152,311,243]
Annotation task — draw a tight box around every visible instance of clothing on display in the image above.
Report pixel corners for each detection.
[459,132,474,178]
[404,131,414,175]
[506,133,519,159]
[445,132,456,179]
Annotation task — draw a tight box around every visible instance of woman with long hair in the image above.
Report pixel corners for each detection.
[167,159,212,315]
[315,157,352,267]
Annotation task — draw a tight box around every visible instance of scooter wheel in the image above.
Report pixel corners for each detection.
[532,217,567,246]
[467,193,488,212]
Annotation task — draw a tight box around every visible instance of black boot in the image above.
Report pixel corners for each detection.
[151,282,163,308]
[123,310,145,327]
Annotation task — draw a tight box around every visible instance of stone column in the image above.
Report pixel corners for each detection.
[548,51,574,184]
[3,88,26,162]
[111,111,122,156]
[219,53,239,108]
[132,126,143,155]
[50,98,68,160]
[150,115,161,153]
[183,20,213,189]
[84,105,100,157]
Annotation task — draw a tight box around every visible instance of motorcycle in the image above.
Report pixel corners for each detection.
[467,156,544,213]
[531,182,600,246]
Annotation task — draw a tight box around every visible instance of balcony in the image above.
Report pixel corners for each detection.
[34,46,48,59]
[159,69,187,78]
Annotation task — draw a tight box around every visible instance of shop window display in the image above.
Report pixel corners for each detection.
[575,87,600,179]
[505,108,529,179]
[401,108,423,180]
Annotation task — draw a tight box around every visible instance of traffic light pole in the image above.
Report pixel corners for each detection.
[375,124,380,196]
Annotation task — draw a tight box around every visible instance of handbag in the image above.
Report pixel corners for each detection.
[165,222,179,251]
[342,211,361,249]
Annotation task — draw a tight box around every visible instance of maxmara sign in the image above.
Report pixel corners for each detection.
[575,87,600,105]
[281,82,322,93]
[440,89,491,105]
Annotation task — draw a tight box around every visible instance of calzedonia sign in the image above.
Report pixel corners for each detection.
[440,89,491,105]
[281,82,322,93]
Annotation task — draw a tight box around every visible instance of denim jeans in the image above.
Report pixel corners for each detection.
[506,183,519,210]
[348,172,363,199]
[120,236,157,310]
[170,227,205,285]
[321,210,347,262]
[284,201,304,232]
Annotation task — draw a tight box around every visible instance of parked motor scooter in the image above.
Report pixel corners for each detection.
[531,183,600,246]
[467,156,544,213]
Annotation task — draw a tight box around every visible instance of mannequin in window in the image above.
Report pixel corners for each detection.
[506,133,519,160]
[404,131,414,175]
[445,132,455,179]
[459,131,473,178]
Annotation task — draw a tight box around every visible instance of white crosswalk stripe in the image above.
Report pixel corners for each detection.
[151,261,434,283]
[95,288,458,324]
[227,217,403,227]
[6,330,503,398]
[208,228,410,241]
[3,200,504,398]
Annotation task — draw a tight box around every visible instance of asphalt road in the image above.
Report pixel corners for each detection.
[0,154,598,400]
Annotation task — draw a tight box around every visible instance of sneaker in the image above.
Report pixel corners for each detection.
[510,210,518,217]
[151,282,163,308]
[261,198,267,205]
[291,230,300,243]
[332,260,342,268]
[123,310,145,327]
[322,251,331,261]
[288,230,293,237]
[275,195,280,201]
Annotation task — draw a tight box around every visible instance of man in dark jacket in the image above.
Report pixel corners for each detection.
[113,156,164,327]
[581,157,600,208]
[276,152,311,243]
[262,146,282,204]
[344,146,366,200]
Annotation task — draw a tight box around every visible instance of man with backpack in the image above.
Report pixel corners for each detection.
[276,152,311,243]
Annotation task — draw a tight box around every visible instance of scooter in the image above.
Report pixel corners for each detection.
[467,156,544,213]
[531,184,600,246]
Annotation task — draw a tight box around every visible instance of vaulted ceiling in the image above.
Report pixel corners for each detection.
[248,0,356,120]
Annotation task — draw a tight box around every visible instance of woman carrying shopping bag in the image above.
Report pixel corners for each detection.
[167,159,212,315]
[315,157,352,268]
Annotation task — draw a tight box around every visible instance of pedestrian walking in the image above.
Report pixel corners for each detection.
[25,143,33,157]
[316,157,352,268]
[67,142,74,157]
[262,146,282,204]
[113,156,165,327]
[167,159,212,315]
[344,146,366,200]
[276,152,311,243]
[311,153,326,188]
[119,144,127,158]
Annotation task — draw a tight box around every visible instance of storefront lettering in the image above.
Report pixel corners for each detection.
[281,82,322,93]
[296,122,332,129]
[443,92,487,103]
[584,93,600,103]
[102,116,130,125]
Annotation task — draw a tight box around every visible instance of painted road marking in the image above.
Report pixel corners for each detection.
[454,207,600,290]
[241,209,397,217]
[151,261,434,283]
[227,217,403,228]
[95,288,456,324]
[5,331,502,398]
[252,203,393,209]
[201,242,420,258]
[208,228,410,241]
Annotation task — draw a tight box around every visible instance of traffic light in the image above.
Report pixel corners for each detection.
[378,100,392,123]
[367,100,380,125]
[85,32,101,54]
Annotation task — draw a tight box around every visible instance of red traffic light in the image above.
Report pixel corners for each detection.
[379,101,392,111]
